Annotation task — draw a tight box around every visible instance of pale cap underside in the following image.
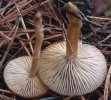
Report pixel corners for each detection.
[39,41,107,95]
[4,56,48,98]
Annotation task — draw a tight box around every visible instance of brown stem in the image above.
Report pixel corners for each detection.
[65,2,82,58]
[29,12,43,77]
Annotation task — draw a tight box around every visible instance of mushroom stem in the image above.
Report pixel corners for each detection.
[65,2,82,58]
[29,12,43,77]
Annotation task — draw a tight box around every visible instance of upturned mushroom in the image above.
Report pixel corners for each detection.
[3,12,48,98]
[38,2,107,96]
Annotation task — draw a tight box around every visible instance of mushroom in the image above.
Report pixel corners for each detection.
[38,2,107,96]
[3,12,48,98]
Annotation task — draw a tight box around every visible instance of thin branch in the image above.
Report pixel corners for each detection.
[104,65,111,100]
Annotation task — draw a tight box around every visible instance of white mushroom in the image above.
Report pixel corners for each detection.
[3,12,48,98]
[38,2,107,96]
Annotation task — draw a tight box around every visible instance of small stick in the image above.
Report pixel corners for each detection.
[0,31,11,41]
[19,40,31,56]
[2,29,34,34]
[98,34,111,44]
[104,65,111,100]
[0,89,12,94]
[87,16,111,21]
[44,34,63,40]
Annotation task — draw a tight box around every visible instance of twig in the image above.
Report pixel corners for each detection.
[104,65,111,100]
[19,40,31,56]
[44,34,63,41]
[0,88,12,94]
[87,16,111,21]
[0,31,11,41]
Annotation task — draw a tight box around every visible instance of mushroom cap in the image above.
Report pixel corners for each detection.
[4,56,48,98]
[38,41,107,95]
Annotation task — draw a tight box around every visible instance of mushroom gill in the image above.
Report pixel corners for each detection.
[38,2,107,96]
[3,12,48,98]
